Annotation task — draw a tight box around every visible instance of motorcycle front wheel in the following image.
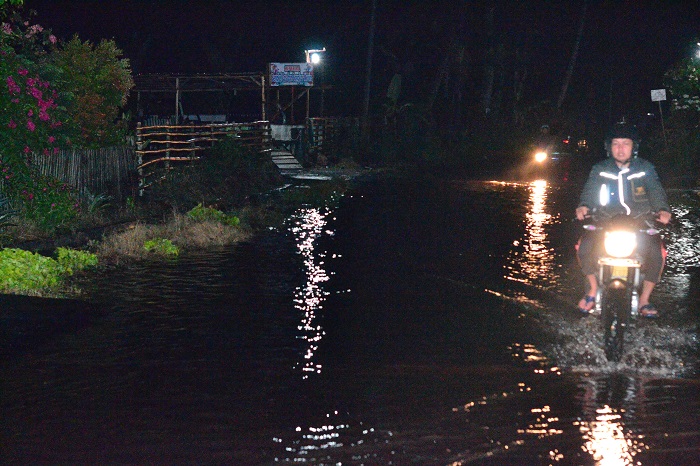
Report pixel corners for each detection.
[601,286,630,362]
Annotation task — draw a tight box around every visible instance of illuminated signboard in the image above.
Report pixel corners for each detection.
[269,62,314,87]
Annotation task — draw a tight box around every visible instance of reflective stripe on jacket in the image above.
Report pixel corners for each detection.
[578,157,670,216]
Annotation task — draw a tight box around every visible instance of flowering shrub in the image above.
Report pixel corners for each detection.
[1,12,79,232]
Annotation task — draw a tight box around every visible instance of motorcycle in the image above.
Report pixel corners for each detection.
[530,136,576,180]
[582,211,662,362]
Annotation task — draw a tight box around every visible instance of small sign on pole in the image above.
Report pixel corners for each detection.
[651,89,668,148]
[650,89,666,102]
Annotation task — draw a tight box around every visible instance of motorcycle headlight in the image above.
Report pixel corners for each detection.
[604,230,637,258]
[534,151,547,163]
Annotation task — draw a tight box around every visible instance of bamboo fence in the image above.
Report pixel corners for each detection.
[28,146,138,202]
[135,121,272,194]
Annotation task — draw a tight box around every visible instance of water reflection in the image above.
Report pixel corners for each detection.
[272,411,349,462]
[577,377,646,465]
[504,180,557,289]
[289,207,333,379]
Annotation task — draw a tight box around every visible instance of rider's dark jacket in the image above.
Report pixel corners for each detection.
[578,157,670,216]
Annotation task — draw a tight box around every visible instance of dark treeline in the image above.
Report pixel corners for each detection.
[26,0,698,178]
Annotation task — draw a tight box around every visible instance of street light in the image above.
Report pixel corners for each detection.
[304,48,327,117]
[305,47,326,64]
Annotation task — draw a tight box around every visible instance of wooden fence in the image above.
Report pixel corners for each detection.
[136,121,272,194]
[28,146,138,202]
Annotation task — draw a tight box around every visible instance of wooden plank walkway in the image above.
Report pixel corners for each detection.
[270,148,303,176]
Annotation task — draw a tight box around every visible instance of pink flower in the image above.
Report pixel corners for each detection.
[27,120,36,132]
[1,23,11,34]
[48,136,56,143]
[49,34,57,44]
[18,68,29,76]
[39,110,50,121]
[27,109,33,117]
[6,76,21,94]
[24,146,31,153]
[7,120,17,129]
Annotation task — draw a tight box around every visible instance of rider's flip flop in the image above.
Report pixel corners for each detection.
[639,304,659,319]
[578,295,596,314]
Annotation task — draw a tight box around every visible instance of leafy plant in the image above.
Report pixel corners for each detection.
[86,192,112,213]
[187,203,240,226]
[143,238,179,257]
[55,246,98,274]
[0,246,97,293]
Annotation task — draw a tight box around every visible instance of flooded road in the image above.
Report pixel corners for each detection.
[1,176,699,464]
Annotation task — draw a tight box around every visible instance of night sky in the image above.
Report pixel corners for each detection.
[19,0,700,122]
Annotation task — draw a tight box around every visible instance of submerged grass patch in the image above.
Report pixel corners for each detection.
[96,211,252,264]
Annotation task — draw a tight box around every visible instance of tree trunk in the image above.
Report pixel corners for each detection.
[361,0,378,143]
[557,0,588,110]
[425,29,455,114]
[480,1,496,115]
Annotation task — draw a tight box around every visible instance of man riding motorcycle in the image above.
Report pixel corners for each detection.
[575,122,672,317]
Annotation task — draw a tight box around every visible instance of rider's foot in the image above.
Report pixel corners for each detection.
[639,303,659,318]
[578,294,596,314]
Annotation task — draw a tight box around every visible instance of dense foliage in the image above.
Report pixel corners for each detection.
[147,136,283,210]
[1,9,134,232]
[187,203,240,226]
[52,36,134,147]
[665,55,700,112]
[647,45,700,186]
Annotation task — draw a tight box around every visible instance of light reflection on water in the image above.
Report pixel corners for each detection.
[578,405,642,466]
[503,179,558,290]
[289,207,333,379]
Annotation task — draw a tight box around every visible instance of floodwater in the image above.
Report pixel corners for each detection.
[1,176,699,465]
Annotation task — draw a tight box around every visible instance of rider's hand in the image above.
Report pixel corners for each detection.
[657,210,672,225]
[575,205,589,221]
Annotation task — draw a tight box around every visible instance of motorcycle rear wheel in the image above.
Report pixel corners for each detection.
[601,286,630,362]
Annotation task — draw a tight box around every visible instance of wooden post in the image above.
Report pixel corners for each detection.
[136,122,144,197]
[261,74,266,121]
[291,86,295,125]
[175,77,180,124]
[306,87,310,120]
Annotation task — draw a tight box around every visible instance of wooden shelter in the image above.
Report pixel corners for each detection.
[133,72,329,125]
[134,73,267,123]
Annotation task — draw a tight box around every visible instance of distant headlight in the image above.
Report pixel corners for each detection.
[604,230,637,257]
[534,151,547,163]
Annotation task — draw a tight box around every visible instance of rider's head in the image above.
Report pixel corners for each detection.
[605,122,639,159]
